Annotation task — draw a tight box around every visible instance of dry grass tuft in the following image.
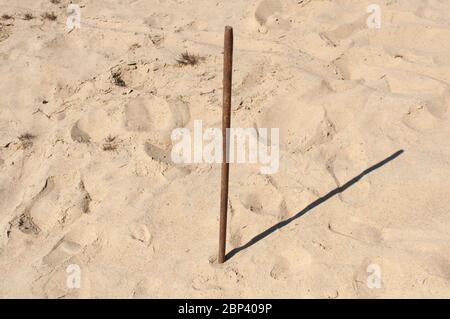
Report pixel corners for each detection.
[23,13,34,20]
[18,133,36,149]
[2,14,13,20]
[42,12,57,21]
[111,70,126,87]
[176,51,204,66]
[103,135,118,151]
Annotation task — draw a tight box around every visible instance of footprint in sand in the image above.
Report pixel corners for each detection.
[132,279,151,298]
[352,258,385,298]
[71,121,91,144]
[16,176,91,235]
[230,228,243,248]
[3,176,92,259]
[72,106,117,142]
[237,174,288,219]
[256,96,334,154]
[0,24,11,42]
[110,63,152,89]
[402,104,442,132]
[386,71,449,100]
[129,223,152,245]
[7,176,56,238]
[328,217,383,246]
[9,212,41,236]
[325,142,372,206]
[125,96,190,144]
[43,223,98,267]
[426,91,450,118]
[254,0,291,33]
[237,61,268,94]
[144,142,191,180]
[36,261,91,298]
[34,177,89,234]
[270,257,290,280]
[124,97,153,132]
[320,15,368,46]
[271,247,313,279]
[143,12,174,29]
[414,2,450,25]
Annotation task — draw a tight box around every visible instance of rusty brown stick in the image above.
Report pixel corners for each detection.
[218,26,233,264]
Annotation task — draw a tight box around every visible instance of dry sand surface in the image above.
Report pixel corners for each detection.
[1,0,450,298]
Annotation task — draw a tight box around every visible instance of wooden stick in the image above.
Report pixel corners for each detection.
[218,26,233,264]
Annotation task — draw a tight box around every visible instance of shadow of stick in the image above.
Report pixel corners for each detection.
[225,150,404,261]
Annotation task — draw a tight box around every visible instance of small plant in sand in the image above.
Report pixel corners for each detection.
[50,0,61,4]
[18,133,36,149]
[103,135,118,151]
[2,14,13,20]
[23,13,34,21]
[111,70,126,87]
[176,51,204,66]
[42,12,57,21]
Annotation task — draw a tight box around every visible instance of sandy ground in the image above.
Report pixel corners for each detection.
[1,0,450,298]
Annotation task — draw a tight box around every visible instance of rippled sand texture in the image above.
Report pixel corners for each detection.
[0,0,449,298]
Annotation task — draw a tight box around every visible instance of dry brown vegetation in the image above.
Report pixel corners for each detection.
[111,70,126,87]
[23,13,34,20]
[18,133,36,149]
[103,135,118,151]
[41,12,57,21]
[176,51,204,66]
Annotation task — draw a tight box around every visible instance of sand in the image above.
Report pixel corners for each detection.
[0,0,449,298]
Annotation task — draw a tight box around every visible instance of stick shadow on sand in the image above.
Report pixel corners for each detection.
[225,150,405,261]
